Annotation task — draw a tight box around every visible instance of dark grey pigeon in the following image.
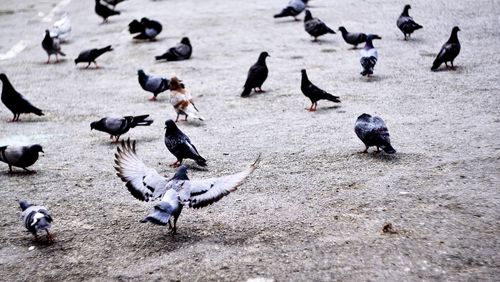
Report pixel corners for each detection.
[114,139,260,233]
[164,120,206,167]
[338,26,367,49]
[431,26,461,71]
[397,4,423,40]
[241,52,270,97]
[91,115,153,142]
[360,34,381,76]
[274,0,307,20]
[74,45,113,68]
[95,0,120,22]
[303,10,335,41]
[128,17,162,40]
[301,69,340,111]
[137,69,170,101]
[19,200,53,241]
[1,73,44,122]
[355,113,396,154]
[103,0,126,9]
[42,30,65,64]
[0,144,43,173]
[155,37,192,61]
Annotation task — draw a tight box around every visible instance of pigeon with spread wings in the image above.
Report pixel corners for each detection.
[114,139,260,233]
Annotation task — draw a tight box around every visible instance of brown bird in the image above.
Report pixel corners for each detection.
[169,76,204,122]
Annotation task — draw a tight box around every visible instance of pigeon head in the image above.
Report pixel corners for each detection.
[452,26,461,33]
[257,52,270,64]
[19,200,32,211]
[180,37,191,46]
[169,76,183,91]
[90,121,98,130]
[304,10,313,21]
[140,17,150,24]
[172,165,189,180]
[338,26,347,33]
[404,4,411,10]
[0,73,7,82]
[164,119,179,133]
[137,69,145,76]
[30,144,44,154]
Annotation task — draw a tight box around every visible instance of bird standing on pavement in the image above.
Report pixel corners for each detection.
[74,45,113,68]
[274,0,307,20]
[137,69,170,101]
[42,30,65,64]
[19,200,53,241]
[0,144,44,173]
[90,115,153,142]
[355,113,396,154]
[1,73,44,122]
[155,37,192,61]
[128,18,162,40]
[300,69,340,111]
[431,26,461,71]
[397,4,423,40]
[241,52,270,97]
[169,76,204,122]
[303,10,335,41]
[338,26,367,49]
[95,0,120,23]
[164,120,206,167]
[360,34,381,77]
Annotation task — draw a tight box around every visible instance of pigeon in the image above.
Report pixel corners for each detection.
[128,17,163,40]
[431,26,461,71]
[42,30,65,64]
[397,5,423,40]
[155,37,192,61]
[0,144,44,173]
[169,76,204,122]
[90,115,153,142]
[300,69,340,111]
[303,10,335,41]
[114,139,260,233]
[95,0,120,22]
[103,0,126,9]
[241,52,270,97]
[138,69,170,101]
[164,120,206,167]
[355,113,396,154]
[274,0,307,20]
[338,26,367,49]
[51,13,71,43]
[19,200,53,241]
[74,45,113,68]
[1,73,44,122]
[360,34,382,77]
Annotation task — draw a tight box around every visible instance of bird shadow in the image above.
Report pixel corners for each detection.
[353,150,400,162]
[360,75,383,82]
[431,66,464,73]
[35,59,68,65]
[312,105,342,113]
[131,37,166,44]
[274,19,303,24]
[0,170,38,176]
[75,66,106,71]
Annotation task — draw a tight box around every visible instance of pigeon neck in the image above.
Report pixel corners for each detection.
[401,8,410,17]
[257,55,267,65]
[301,72,308,84]
[0,76,14,92]
[448,30,459,43]
[364,39,374,49]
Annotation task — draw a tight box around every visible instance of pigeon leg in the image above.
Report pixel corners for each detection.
[94,61,99,69]
[169,160,181,167]
[46,230,54,242]
[451,61,456,70]
[256,87,266,93]
[306,103,314,111]
[46,55,51,64]
[86,62,91,68]
[8,165,13,173]
[376,147,381,153]
[445,62,449,69]
[148,96,157,101]
[184,115,188,121]
[362,146,369,153]
[22,167,34,173]
[313,102,318,111]
[175,113,180,122]
[55,54,59,62]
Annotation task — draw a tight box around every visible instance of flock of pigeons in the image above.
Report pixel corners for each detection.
[1,0,462,242]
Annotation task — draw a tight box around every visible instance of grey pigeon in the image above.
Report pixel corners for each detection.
[355,113,396,154]
[397,5,423,40]
[74,45,113,68]
[114,139,260,233]
[301,69,340,111]
[303,10,335,41]
[19,200,53,241]
[431,26,461,71]
[137,69,170,101]
[338,26,367,49]
[155,37,192,61]
[128,17,162,40]
[164,120,206,167]
[274,0,307,20]
[360,34,381,76]
[91,115,153,142]
[42,30,65,64]
[241,52,270,97]
[1,73,44,122]
[95,0,120,22]
[0,144,43,173]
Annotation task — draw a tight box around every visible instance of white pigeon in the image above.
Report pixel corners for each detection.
[51,14,72,43]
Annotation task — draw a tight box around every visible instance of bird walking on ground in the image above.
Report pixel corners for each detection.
[300,69,340,111]
[42,30,65,64]
[74,45,113,68]
[397,4,423,40]
[355,113,396,154]
[241,52,270,97]
[114,139,260,233]
[304,10,335,41]
[1,73,44,122]
[137,69,170,101]
[164,120,206,167]
[274,0,307,20]
[19,200,53,241]
[360,34,381,77]
[128,17,162,40]
[431,26,461,71]
[169,76,204,122]
[338,26,367,49]
[0,144,44,173]
[90,115,153,142]
[155,37,192,61]
[95,0,120,23]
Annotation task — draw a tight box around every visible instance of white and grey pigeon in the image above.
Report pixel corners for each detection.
[42,30,65,64]
[114,139,260,234]
[51,13,72,43]
[90,115,154,142]
[303,10,335,41]
[19,200,53,241]
[155,37,192,61]
[355,113,396,154]
[137,69,170,101]
[274,0,307,20]
[360,34,381,77]
[0,144,44,173]
[396,4,423,40]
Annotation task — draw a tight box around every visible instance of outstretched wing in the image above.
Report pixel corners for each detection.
[114,139,169,202]
[188,155,261,209]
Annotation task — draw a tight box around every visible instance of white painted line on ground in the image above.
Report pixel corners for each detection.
[42,0,73,22]
[0,40,28,61]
